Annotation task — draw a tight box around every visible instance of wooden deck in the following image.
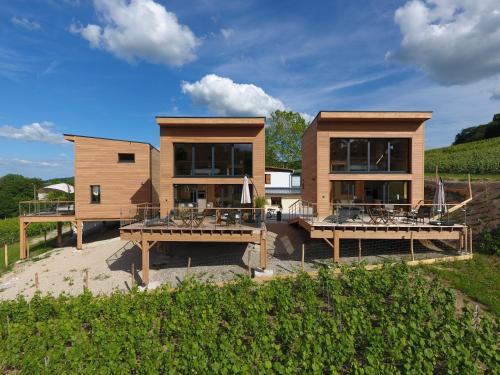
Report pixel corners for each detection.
[119,221,267,285]
[292,217,471,263]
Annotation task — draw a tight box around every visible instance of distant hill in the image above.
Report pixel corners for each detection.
[425,137,500,175]
[453,114,500,145]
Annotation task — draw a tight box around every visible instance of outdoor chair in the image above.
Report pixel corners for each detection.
[366,207,383,224]
[415,206,431,224]
[324,207,360,224]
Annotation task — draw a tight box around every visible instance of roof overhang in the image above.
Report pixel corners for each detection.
[315,111,433,123]
[155,117,266,127]
[265,166,294,173]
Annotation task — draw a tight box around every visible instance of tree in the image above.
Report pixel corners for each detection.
[0,174,43,218]
[265,110,309,170]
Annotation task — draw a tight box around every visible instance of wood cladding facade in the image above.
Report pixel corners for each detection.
[301,114,430,217]
[68,136,159,220]
[158,123,265,215]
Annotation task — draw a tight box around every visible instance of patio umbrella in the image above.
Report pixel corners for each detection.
[241,176,251,205]
[431,177,447,220]
[38,183,74,194]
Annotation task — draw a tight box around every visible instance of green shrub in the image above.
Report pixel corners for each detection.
[0,264,497,373]
[0,217,59,244]
[479,229,500,256]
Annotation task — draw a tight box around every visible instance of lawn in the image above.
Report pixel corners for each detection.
[422,254,500,317]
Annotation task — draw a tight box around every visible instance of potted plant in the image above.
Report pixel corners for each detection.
[254,196,266,226]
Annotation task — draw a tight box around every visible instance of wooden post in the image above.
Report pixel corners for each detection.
[260,231,267,269]
[76,220,83,250]
[333,231,340,263]
[4,243,8,267]
[141,239,150,285]
[84,269,89,291]
[35,273,39,290]
[358,239,362,263]
[187,257,191,275]
[463,227,469,254]
[56,222,63,246]
[131,263,135,287]
[410,233,415,261]
[469,227,473,254]
[19,220,26,260]
[301,243,305,271]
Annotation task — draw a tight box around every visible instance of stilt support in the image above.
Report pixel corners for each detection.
[19,219,27,259]
[76,220,83,250]
[333,231,340,263]
[141,238,150,285]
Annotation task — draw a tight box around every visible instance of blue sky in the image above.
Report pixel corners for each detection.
[1,0,500,178]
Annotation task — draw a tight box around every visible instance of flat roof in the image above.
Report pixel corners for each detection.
[155,116,266,127]
[63,134,159,151]
[314,111,433,122]
[265,166,295,173]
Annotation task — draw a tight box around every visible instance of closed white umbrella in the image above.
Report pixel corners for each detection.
[241,176,251,205]
[432,177,447,220]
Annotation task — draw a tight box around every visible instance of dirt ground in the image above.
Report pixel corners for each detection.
[0,222,460,300]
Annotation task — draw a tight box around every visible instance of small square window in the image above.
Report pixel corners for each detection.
[118,153,135,163]
[271,197,281,206]
[265,173,271,184]
[90,185,101,204]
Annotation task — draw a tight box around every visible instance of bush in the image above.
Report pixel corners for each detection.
[479,228,500,256]
[0,264,497,373]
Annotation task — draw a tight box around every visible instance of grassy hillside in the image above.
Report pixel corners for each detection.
[425,137,500,175]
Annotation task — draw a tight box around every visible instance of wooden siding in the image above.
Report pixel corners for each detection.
[150,146,160,205]
[159,125,265,215]
[72,137,154,220]
[301,121,318,206]
[315,120,427,217]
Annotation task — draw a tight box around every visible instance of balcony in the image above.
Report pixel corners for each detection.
[19,200,75,217]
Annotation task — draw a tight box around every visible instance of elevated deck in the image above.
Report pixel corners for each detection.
[119,207,268,285]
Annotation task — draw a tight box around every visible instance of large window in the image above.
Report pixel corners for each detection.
[330,138,410,173]
[174,143,253,177]
[331,180,409,204]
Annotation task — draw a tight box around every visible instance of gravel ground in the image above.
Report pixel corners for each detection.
[0,222,459,300]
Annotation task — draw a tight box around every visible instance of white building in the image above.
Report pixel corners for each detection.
[264,166,301,214]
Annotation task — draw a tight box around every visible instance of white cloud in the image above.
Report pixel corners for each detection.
[181,74,286,117]
[299,112,314,123]
[221,28,234,40]
[0,122,65,144]
[70,0,199,66]
[0,158,61,168]
[491,84,500,100]
[11,17,41,31]
[388,0,500,85]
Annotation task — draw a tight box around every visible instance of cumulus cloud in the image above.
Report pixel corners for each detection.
[0,159,61,168]
[491,84,500,100]
[221,28,234,40]
[0,122,65,144]
[388,0,500,85]
[11,17,40,31]
[70,0,199,66]
[181,74,286,117]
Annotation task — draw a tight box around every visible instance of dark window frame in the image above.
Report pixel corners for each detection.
[330,138,410,174]
[118,153,135,163]
[174,143,253,177]
[90,185,101,204]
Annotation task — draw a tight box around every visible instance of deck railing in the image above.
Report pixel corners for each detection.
[19,200,75,217]
[289,200,469,226]
[120,205,266,230]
